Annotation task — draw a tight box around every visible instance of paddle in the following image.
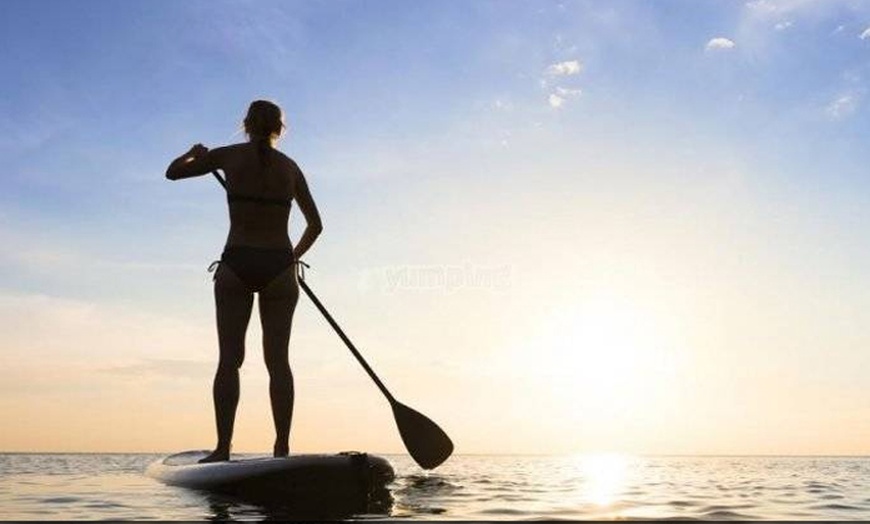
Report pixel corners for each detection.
[210,170,453,470]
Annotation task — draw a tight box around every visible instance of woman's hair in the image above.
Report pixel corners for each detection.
[243,100,285,169]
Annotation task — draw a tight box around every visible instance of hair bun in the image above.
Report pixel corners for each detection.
[244,100,284,141]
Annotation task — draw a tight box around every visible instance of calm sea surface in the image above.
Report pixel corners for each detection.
[2,453,870,520]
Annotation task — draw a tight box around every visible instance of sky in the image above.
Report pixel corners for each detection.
[2,0,870,456]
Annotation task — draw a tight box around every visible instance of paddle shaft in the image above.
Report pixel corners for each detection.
[210,170,396,403]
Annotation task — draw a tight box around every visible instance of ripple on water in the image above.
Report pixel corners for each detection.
[703,503,757,511]
[808,503,863,511]
[83,502,130,510]
[702,509,758,520]
[477,507,530,516]
[698,502,760,520]
[667,499,700,508]
[401,475,458,490]
[40,496,83,504]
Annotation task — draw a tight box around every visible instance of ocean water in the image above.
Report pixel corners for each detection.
[1,453,870,520]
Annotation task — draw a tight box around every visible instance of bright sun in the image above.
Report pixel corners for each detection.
[520,290,684,424]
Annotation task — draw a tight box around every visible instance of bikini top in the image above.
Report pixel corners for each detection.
[227,193,292,208]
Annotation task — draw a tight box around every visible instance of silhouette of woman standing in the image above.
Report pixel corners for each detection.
[166,100,323,463]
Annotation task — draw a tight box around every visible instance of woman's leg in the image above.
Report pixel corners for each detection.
[258,265,299,457]
[200,263,254,463]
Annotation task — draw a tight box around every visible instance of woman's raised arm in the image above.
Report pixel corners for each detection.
[166,144,222,180]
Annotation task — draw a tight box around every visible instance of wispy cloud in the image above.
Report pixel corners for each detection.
[541,58,584,109]
[548,93,566,108]
[546,60,582,76]
[825,93,859,120]
[746,0,778,14]
[492,98,513,111]
[0,292,213,361]
[100,358,213,380]
[859,27,870,40]
[0,114,74,156]
[556,87,582,97]
[745,0,820,16]
[548,87,582,109]
[706,37,737,51]
[0,220,202,278]
[737,0,870,59]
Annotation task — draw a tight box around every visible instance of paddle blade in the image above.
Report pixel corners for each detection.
[391,401,453,470]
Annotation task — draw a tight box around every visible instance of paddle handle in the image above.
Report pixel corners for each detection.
[298,278,396,404]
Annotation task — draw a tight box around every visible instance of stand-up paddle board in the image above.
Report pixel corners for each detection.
[147,450,394,509]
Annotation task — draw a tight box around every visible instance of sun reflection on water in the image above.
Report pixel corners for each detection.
[575,453,630,508]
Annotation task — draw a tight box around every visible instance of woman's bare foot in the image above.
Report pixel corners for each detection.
[273,441,289,458]
[198,447,230,463]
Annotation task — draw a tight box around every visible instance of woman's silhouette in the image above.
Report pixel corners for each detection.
[166,100,323,463]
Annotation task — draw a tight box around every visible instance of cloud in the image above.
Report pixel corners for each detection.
[548,94,565,108]
[548,87,582,109]
[826,94,859,120]
[746,0,778,13]
[706,37,737,51]
[546,60,582,76]
[860,27,870,40]
[739,0,856,54]
[556,87,583,97]
[541,59,583,109]
[745,0,819,16]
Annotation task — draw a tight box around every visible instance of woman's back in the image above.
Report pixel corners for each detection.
[218,142,302,249]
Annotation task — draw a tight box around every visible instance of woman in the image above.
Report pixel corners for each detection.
[166,100,323,463]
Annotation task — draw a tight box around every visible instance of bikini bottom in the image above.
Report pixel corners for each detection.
[214,246,295,293]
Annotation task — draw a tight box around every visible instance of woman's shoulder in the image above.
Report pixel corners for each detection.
[273,149,302,174]
[221,142,252,153]
[209,142,247,159]
[271,147,292,162]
